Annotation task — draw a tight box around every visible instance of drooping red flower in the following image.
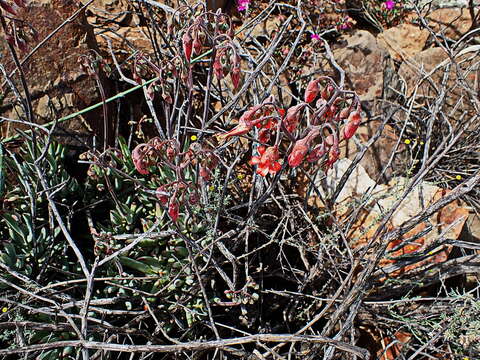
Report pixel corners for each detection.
[193,31,203,55]
[182,31,193,62]
[288,129,319,167]
[249,146,282,176]
[283,103,306,133]
[199,166,211,181]
[221,105,263,138]
[168,201,180,222]
[156,186,169,205]
[213,52,224,80]
[307,143,326,162]
[305,80,320,103]
[230,53,241,90]
[288,141,308,168]
[326,147,340,168]
[258,128,271,144]
[0,0,17,15]
[132,144,149,175]
[343,110,361,139]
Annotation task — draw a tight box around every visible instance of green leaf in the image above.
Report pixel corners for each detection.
[0,144,4,197]
[119,256,155,275]
[3,213,27,241]
[137,256,164,269]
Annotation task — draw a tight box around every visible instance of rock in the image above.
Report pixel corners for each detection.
[425,7,479,40]
[465,214,480,242]
[341,119,406,183]
[316,159,469,275]
[414,0,480,10]
[95,25,152,55]
[0,0,112,146]
[397,46,480,123]
[333,30,392,101]
[86,0,132,26]
[377,23,429,62]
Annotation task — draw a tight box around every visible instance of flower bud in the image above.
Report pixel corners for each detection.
[182,31,193,62]
[307,143,326,162]
[213,54,224,80]
[193,32,202,55]
[283,103,306,133]
[343,110,361,139]
[132,144,149,175]
[168,201,180,222]
[156,187,169,205]
[230,54,241,89]
[326,147,340,168]
[288,129,319,167]
[0,0,17,15]
[199,166,211,181]
[304,80,319,103]
[288,141,308,167]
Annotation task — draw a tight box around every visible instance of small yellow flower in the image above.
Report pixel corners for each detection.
[1,307,7,313]
[404,139,411,145]
[455,175,462,180]
[420,141,424,145]
[190,135,198,141]
[209,185,215,191]
[237,173,245,180]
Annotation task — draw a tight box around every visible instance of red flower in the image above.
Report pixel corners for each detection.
[168,201,180,222]
[288,129,319,167]
[193,32,203,55]
[343,110,361,139]
[230,53,241,90]
[0,0,17,15]
[156,186,169,205]
[182,31,193,62]
[288,141,308,168]
[304,79,320,103]
[258,128,271,144]
[214,52,224,80]
[283,103,306,133]
[132,144,149,175]
[249,146,282,176]
[199,166,211,181]
[307,143,326,162]
[221,105,263,138]
[326,147,340,168]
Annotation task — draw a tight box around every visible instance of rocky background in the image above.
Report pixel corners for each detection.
[1,0,480,359]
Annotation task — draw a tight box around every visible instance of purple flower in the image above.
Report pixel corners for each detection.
[337,16,353,31]
[237,0,250,11]
[383,0,395,10]
[310,33,320,41]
